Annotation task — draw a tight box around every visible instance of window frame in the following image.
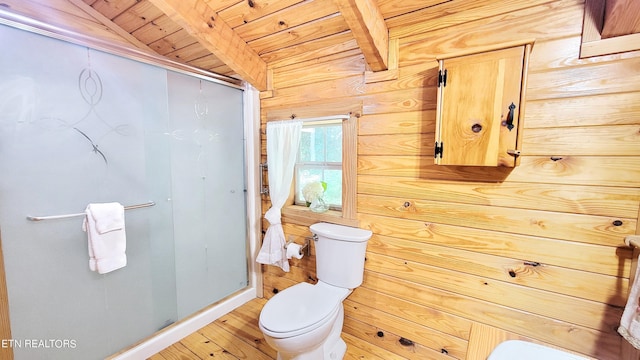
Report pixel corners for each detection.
[281,114,358,227]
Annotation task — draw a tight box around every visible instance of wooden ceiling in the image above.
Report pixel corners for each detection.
[78,0,451,91]
[0,0,451,90]
[2,0,637,91]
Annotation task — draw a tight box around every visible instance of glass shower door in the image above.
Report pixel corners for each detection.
[0,22,248,360]
[165,71,248,319]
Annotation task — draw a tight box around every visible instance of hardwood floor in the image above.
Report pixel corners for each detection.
[148,298,275,360]
[147,297,400,360]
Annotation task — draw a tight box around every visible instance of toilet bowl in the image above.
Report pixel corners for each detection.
[259,282,350,360]
[488,340,589,360]
[258,223,373,360]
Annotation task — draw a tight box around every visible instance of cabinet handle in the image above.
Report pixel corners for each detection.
[505,103,516,131]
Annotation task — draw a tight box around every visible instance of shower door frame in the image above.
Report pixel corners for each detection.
[0,234,12,360]
[0,7,263,360]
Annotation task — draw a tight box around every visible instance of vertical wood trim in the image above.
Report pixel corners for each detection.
[581,0,605,42]
[491,57,507,166]
[364,38,399,83]
[266,68,274,91]
[0,235,13,360]
[514,43,532,167]
[342,114,358,221]
[388,37,399,70]
[260,68,274,99]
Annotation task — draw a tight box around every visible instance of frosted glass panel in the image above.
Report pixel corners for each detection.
[166,72,248,317]
[0,23,247,360]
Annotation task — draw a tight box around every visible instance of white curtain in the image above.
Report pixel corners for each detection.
[256,120,302,272]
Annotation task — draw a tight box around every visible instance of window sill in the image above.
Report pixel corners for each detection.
[282,205,359,228]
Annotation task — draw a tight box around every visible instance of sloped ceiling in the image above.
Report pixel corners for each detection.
[0,0,452,90]
[87,0,448,91]
[1,1,639,91]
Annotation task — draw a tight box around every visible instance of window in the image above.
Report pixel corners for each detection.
[279,111,358,227]
[295,121,343,209]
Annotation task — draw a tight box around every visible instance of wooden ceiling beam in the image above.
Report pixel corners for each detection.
[334,0,389,71]
[148,0,267,91]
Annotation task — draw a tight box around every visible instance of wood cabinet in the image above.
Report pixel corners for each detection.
[434,41,533,167]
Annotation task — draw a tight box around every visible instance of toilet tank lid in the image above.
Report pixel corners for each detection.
[310,223,372,242]
[488,340,589,360]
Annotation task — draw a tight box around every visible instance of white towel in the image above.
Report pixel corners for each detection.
[82,202,127,274]
[256,223,289,272]
[618,257,640,349]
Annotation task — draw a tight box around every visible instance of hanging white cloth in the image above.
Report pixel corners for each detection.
[256,120,302,272]
[619,254,640,349]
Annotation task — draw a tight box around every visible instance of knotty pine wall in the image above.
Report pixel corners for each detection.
[260,0,640,359]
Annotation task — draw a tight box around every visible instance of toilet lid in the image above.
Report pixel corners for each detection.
[260,282,348,334]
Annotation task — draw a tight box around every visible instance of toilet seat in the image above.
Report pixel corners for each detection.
[259,282,350,338]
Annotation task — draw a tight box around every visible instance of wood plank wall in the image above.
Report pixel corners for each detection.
[2,0,639,359]
[260,0,640,359]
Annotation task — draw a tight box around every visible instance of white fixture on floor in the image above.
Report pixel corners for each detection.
[488,340,590,360]
[259,222,372,360]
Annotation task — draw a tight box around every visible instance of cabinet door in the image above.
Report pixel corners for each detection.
[435,46,525,166]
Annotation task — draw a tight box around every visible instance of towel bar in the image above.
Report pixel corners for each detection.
[26,201,155,221]
[625,235,640,248]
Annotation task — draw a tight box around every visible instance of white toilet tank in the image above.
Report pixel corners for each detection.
[310,222,372,289]
[488,340,589,360]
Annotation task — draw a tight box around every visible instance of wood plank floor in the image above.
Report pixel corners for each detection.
[147,297,398,360]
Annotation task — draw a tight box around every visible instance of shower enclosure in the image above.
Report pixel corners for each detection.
[0,21,252,360]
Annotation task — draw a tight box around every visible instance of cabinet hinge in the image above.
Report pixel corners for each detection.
[434,142,443,158]
[438,69,447,87]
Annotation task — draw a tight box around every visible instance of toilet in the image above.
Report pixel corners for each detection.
[259,222,372,360]
[488,340,590,360]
